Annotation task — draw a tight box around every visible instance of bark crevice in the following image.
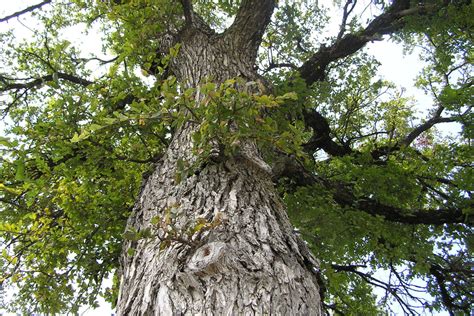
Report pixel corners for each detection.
[118,151,322,314]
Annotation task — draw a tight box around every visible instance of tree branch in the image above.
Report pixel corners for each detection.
[1,72,93,92]
[298,0,452,85]
[297,0,454,158]
[332,263,421,315]
[0,0,52,23]
[302,109,352,157]
[373,104,467,157]
[264,62,298,73]
[179,0,193,25]
[176,0,213,36]
[272,155,472,225]
[321,176,472,225]
[225,0,276,57]
[72,55,119,66]
[336,0,358,41]
[346,196,472,226]
[401,116,457,147]
[405,255,474,314]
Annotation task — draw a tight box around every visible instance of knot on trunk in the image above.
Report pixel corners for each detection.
[187,241,227,275]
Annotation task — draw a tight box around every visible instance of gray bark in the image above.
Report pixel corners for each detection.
[116,4,323,314]
[116,132,322,315]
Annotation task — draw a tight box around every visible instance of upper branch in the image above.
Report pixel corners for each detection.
[297,0,452,85]
[0,0,52,23]
[336,0,358,41]
[179,0,193,25]
[225,0,276,57]
[302,109,352,157]
[176,0,214,36]
[401,116,456,147]
[375,104,469,156]
[296,0,421,158]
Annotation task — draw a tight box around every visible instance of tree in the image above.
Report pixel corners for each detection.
[0,0,472,314]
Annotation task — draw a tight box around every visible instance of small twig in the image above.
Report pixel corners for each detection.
[72,56,119,66]
[337,0,358,41]
[264,62,298,73]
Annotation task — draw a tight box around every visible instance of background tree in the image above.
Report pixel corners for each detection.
[0,0,472,314]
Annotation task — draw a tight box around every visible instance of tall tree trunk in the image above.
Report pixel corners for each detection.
[116,9,323,315]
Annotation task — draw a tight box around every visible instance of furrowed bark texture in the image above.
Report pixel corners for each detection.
[116,13,323,315]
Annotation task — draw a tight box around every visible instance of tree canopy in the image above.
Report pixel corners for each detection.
[0,0,472,314]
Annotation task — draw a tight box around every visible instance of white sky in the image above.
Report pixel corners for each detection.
[0,1,451,315]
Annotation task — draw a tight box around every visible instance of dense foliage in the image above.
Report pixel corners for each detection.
[0,0,472,314]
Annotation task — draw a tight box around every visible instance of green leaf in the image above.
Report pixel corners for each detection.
[15,160,25,181]
[127,248,136,256]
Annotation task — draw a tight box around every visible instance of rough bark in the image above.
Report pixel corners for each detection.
[117,132,322,314]
[116,7,323,314]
